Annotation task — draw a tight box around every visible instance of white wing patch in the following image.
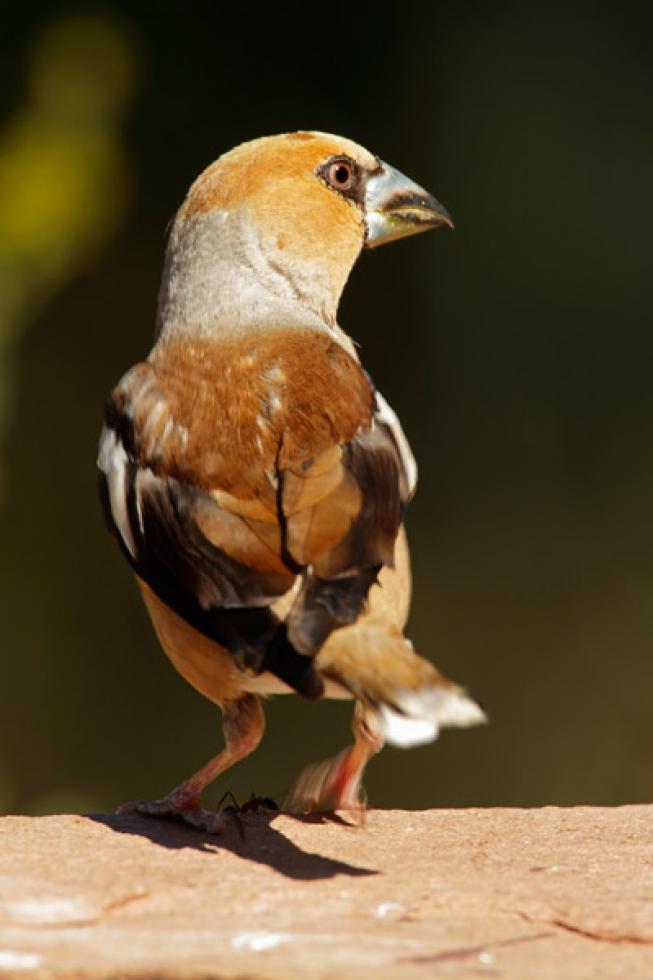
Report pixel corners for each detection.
[373,390,418,501]
[97,426,137,558]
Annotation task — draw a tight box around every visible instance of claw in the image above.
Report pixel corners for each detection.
[117,793,232,835]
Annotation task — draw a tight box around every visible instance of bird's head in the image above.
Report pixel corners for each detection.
[157,131,452,341]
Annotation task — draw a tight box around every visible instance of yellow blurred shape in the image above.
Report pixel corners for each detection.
[1,124,127,268]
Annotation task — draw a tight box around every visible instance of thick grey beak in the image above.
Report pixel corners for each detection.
[364,161,453,248]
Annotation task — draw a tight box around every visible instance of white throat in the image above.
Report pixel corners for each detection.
[156,207,347,342]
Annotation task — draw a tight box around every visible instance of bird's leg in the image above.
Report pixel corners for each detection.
[118,694,264,834]
[284,702,383,819]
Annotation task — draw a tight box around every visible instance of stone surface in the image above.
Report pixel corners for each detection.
[0,807,652,978]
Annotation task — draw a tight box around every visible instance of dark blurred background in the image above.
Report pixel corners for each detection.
[1,2,652,817]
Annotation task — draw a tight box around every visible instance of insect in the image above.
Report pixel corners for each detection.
[218,791,280,815]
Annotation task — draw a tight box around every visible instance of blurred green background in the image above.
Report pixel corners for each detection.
[1,2,652,817]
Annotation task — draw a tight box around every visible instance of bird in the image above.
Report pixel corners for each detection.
[97,131,486,833]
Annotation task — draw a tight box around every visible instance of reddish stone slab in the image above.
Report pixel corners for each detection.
[0,807,652,978]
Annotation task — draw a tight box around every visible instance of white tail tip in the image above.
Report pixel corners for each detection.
[379,685,487,748]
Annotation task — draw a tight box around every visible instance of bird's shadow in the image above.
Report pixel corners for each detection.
[87,810,378,881]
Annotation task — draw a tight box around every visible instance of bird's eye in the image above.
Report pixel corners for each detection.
[327,159,354,191]
[316,155,360,200]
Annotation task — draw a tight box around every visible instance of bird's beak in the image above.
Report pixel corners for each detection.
[364,161,453,248]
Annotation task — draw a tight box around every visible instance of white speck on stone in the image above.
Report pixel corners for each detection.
[0,951,42,970]
[479,951,494,965]
[7,896,94,925]
[375,902,405,919]
[231,932,288,952]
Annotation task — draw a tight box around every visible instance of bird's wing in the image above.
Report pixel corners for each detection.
[98,328,414,699]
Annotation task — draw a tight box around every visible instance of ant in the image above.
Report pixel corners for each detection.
[217,791,279,816]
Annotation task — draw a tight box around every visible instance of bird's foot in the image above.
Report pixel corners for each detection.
[284,747,367,822]
[117,785,230,835]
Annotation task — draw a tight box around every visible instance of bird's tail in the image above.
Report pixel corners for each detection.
[314,618,486,747]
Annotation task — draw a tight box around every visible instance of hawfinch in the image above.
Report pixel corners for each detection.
[98,131,485,832]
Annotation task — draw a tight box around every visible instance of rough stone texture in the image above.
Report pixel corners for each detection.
[0,807,652,978]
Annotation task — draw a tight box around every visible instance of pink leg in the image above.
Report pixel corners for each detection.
[119,694,265,834]
[284,702,383,818]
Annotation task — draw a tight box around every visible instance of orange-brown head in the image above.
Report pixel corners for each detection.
[156,131,451,342]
